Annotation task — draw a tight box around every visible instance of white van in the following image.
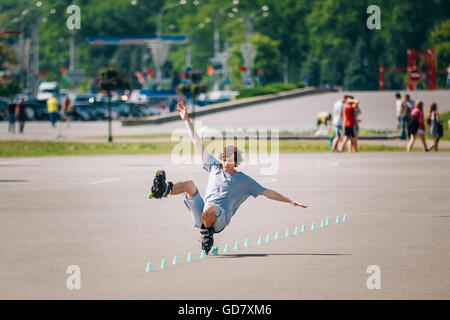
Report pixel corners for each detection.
[37,82,60,101]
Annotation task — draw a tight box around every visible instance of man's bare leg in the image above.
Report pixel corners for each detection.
[171,180,198,198]
[202,203,217,228]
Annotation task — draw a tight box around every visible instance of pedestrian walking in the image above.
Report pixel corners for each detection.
[15,98,27,134]
[427,103,442,152]
[395,93,402,129]
[62,96,73,128]
[407,101,428,152]
[351,100,362,151]
[7,98,16,134]
[331,95,350,152]
[340,99,358,152]
[47,94,59,128]
[403,94,415,138]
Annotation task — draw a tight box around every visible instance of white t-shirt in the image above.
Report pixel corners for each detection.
[396,99,403,117]
[332,100,344,126]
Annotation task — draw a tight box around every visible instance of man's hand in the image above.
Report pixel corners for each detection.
[177,99,189,121]
[290,200,308,208]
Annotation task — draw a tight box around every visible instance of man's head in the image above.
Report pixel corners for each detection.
[218,145,243,173]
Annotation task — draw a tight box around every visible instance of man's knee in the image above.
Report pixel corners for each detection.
[184,180,197,197]
[202,206,217,226]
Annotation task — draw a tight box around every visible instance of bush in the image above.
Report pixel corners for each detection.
[236,82,305,99]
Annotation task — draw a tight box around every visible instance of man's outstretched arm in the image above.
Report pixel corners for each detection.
[261,189,308,208]
[177,99,208,162]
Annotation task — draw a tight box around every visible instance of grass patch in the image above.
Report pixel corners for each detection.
[1,139,449,157]
[85,133,174,140]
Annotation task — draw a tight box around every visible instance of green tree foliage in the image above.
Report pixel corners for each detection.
[1,0,450,92]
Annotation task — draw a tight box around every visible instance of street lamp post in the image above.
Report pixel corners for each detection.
[31,8,56,98]
[212,0,239,91]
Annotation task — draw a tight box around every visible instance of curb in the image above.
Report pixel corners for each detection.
[122,87,337,126]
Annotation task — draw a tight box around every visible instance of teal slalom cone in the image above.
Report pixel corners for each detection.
[274,232,281,240]
[244,239,250,248]
[234,241,241,250]
[343,214,348,222]
[285,228,291,237]
[257,236,264,245]
[187,252,194,262]
[212,247,219,256]
[311,222,316,230]
[301,224,307,232]
[160,259,168,269]
[224,244,230,253]
[172,256,180,265]
[336,216,341,223]
[146,262,153,273]
[200,250,207,258]
[294,226,300,235]
[266,234,272,242]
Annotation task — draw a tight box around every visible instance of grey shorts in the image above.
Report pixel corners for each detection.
[183,190,230,233]
[334,125,343,137]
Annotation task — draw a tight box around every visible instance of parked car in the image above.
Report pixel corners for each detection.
[37,81,59,101]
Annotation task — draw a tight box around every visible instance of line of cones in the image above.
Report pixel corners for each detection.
[146,214,348,272]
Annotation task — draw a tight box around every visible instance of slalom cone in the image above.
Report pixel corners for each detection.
[285,228,291,238]
[343,214,348,222]
[244,239,250,248]
[224,244,230,253]
[257,236,264,245]
[200,250,207,258]
[336,216,341,223]
[146,263,153,273]
[212,247,219,256]
[294,226,300,235]
[172,256,180,265]
[274,232,281,240]
[160,259,168,269]
[187,252,194,262]
[234,241,241,250]
[301,224,307,232]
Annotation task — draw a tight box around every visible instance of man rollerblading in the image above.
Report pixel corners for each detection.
[149,99,308,254]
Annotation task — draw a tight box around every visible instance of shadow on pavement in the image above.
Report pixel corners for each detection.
[215,253,352,258]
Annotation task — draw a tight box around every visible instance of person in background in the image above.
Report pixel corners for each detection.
[62,96,73,128]
[331,95,350,152]
[447,64,450,89]
[351,100,362,152]
[315,111,331,136]
[15,98,27,134]
[47,94,59,128]
[395,93,402,129]
[403,94,415,138]
[427,103,441,152]
[7,98,16,134]
[407,101,428,152]
[340,99,358,152]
